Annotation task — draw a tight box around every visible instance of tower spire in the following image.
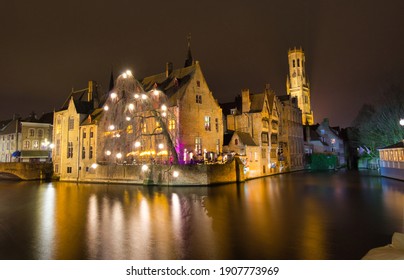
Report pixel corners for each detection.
[184,33,194,67]
[286,47,314,125]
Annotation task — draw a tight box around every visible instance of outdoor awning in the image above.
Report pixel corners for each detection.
[11,151,21,157]
[20,150,49,158]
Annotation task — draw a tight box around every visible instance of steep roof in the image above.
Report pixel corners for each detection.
[0,119,18,135]
[304,124,322,142]
[249,93,265,113]
[0,119,12,131]
[141,64,196,106]
[223,131,234,146]
[236,131,258,146]
[38,112,54,124]
[81,108,104,125]
[379,141,404,150]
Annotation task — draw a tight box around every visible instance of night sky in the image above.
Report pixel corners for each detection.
[1,0,403,127]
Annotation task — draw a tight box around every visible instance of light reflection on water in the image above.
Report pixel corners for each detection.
[0,170,403,260]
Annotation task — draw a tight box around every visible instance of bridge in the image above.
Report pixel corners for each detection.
[0,162,53,180]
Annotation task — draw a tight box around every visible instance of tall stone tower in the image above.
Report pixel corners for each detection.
[286,47,314,125]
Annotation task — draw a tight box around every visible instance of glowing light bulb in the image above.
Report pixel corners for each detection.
[109,125,115,131]
[153,89,159,96]
[110,92,117,99]
[126,70,132,76]
[173,171,179,178]
[116,153,122,159]
[91,163,98,169]
[128,103,135,110]
[123,73,127,79]
[134,141,141,148]
[141,164,148,172]
[161,104,167,111]
[106,150,112,156]
[126,116,131,121]
[162,112,167,117]
[141,94,147,100]
[104,105,109,111]
[158,143,164,149]
[134,94,140,99]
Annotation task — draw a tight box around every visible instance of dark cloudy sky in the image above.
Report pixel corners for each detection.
[1,0,403,127]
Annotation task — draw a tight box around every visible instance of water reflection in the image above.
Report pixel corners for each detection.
[0,170,403,260]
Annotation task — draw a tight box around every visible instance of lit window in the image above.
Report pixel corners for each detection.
[169,119,176,130]
[33,140,39,149]
[24,140,30,149]
[67,142,73,158]
[204,116,211,131]
[142,122,147,133]
[127,125,133,134]
[29,128,35,137]
[195,137,202,154]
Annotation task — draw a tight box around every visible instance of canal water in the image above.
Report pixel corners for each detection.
[0,170,403,260]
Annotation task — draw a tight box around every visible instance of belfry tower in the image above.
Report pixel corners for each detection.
[286,47,314,125]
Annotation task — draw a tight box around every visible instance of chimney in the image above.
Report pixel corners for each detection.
[241,89,250,113]
[88,80,93,102]
[165,62,173,77]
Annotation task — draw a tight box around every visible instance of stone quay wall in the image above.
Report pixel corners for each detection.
[70,158,245,186]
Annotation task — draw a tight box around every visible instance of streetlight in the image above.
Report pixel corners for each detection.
[400,119,404,126]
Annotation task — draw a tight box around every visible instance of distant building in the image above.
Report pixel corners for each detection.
[0,113,53,163]
[278,95,305,171]
[303,118,346,166]
[223,87,280,177]
[286,47,314,125]
[53,80,102,179]
[379,141,404,181]
[222,131,260,177]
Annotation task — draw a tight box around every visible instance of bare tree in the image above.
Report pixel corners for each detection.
[353,85,404,156]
